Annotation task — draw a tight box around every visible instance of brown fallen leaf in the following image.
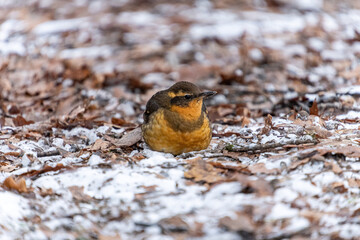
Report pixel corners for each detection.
[241,116,251,127]
[325,161,342,174]
[189,221,204,237]
[219,212,255,233]
[318,145,360,158]
[331,182,347,193]
[66,105,86,120]
[222,150,246,160]
[131,153,146,162]
[209,161,250,174]
[293,115,326,128]
[351,208,360,217]
[8,105,20,114]
[20,163,71,178]
[38,187,54,197]
[309,99,319,116]
[260,114,273,135]
[289,158,311,171]
[111,118,127,126]
[91,139,111,151]
[69,186,92,202]
[184,158,224,184]
[0,162,16,172]
[2,176,28,193]
[13,115,34,126]
[99,234,122,240]
[248,162,279,174]
[112,127,142,147]
[340,65,360,80]
[306,126,332,139]
[25,80,55,96]
[63,60,91,82]
[4,151,22,157]
[158,216,189,233]
[235,174,273,196]
[348,178,360,188]
[300,210,324,223]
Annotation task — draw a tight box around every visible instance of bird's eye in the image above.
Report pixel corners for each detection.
[184,95,191,99]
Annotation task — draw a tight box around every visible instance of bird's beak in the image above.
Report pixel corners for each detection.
[198,91,217,98]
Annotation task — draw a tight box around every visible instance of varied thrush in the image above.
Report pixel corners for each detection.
[142,81,216,155]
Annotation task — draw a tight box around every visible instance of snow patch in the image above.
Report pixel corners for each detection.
[88,155,104,166]
[337,111,360,120]
[291,179,321,196]
[64,127,100,144]
[33,18,89,35]
[59,46,114,59]
[0,192,31,232]
[274,188,299,202]
[267,203,299,220]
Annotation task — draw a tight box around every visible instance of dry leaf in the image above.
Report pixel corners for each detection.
[306,126,332,139]
[189,221,204,237]
[318,145,360,158]
[91,139,111,151]
[340,65,360,79]
[0,162,16,172]
[241,116,251,127]
[8,105,20,114]
[99,235,122,240]
[219,212,255,232]
[13,115,34,126]
[38,187,54,197]
[289,158,311,170]
[209,161,250,173]
[2,176,28,193]
[111,118,127,126]
[260,114,273,135]
[4,151,22,157]
[309,99,319,116]
[236,174,273,196]
[326,161,342,174]
[158,216,189,233]
[331,182,347,193]
[69,186,92,202]
[0,117,5,127]
[184,158,224,184]
[113,127,142,147]
[348,178,360,188]
[20,163,70,178]
[248,162,279,174]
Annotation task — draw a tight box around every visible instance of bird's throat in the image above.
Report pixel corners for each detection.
[170,99,203,121]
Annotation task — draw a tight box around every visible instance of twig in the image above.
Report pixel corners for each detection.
[37,150,61,158]
[226,138,318,152]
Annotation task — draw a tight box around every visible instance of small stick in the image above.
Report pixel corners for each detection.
[227,138,318,152]
[37,150,61,158]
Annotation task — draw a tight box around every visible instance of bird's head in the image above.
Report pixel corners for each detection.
[166,81,216,121]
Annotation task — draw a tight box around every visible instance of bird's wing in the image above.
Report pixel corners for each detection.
[143,90,169,124]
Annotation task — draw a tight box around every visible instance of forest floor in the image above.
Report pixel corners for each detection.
[1,0,360,239]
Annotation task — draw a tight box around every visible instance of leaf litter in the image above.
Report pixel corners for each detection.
[1,0,360,239]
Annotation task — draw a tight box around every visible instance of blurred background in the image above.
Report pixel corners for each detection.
[1,0,360,126]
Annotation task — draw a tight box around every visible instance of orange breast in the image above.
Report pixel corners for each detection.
[142,109,212,155]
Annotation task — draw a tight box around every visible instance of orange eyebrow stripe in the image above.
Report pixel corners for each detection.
[168,91,188,98]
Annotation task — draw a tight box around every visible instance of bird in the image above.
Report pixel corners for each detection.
[142,81,216,155]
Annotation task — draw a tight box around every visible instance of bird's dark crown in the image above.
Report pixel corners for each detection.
[167,81,201,96]
[167,81,202,107]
